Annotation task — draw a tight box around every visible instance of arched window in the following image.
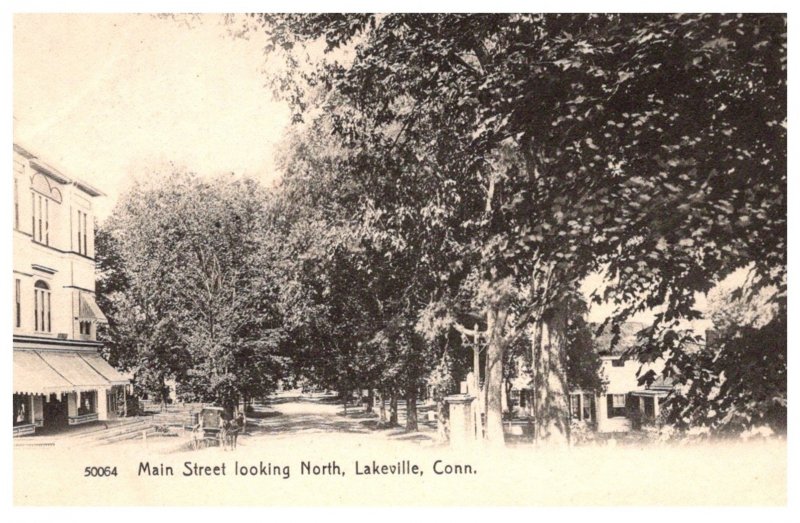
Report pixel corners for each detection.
[34,280,51,333]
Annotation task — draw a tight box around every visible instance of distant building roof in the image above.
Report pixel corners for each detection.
[13,143,106,198]
[591,322,645,356]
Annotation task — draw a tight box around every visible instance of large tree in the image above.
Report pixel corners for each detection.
[273,116,458,429]
[101,170,285,412]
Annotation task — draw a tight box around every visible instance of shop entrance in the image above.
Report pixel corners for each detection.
[43,393,68,430]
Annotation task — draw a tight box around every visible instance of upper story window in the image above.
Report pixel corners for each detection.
[29,172,63,247]
[76,209,89,255]
[611,358,625,367]
[31,192,49,245]
[14,178,19,230]
[34,280,51,333]
[15,279,21,328]
[79,320,92,336]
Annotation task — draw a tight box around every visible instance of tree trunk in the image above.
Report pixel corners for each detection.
[405,387,418,431]
[377,389,387,423]
[483,306,508,447]
[366,388,374,414]
[533,306,571,445]
[472,344,483,440]
[160,375,168,412]
[389,390,398,426]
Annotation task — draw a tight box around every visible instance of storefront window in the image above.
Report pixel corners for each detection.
[13,394,31,426]
[78,391,97,416]
[107,391,116,416]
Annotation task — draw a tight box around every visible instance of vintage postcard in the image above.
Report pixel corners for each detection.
[11,11,787,507]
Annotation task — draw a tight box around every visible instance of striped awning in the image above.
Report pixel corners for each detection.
[36,351,109,390]
[80,353,128,385]
[79,293,108,323]
[13,351,73,395]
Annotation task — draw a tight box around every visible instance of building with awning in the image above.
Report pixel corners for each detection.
[13,144,129,437]
[13,348,130,433]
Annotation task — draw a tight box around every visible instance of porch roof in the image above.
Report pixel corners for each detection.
[630,389,670,398]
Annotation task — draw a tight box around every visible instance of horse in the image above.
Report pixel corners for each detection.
[228,425,239,450]
[218,420,231,451]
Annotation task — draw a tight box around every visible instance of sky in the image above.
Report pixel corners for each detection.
[14,13,291,220]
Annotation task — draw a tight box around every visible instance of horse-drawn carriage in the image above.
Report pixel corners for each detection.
[190,406,241,450]
[190,406,225,450]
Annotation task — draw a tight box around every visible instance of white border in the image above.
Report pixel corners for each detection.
[2,3,796,523]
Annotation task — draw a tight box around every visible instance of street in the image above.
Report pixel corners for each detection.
[229,394,439,452]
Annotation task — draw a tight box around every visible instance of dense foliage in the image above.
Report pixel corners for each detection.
[243,13,786,442]
[97,172,285,411]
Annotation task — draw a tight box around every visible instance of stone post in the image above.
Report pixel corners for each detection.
[445,394,476,449]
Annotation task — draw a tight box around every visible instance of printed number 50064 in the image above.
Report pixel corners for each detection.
[84,466,118,477]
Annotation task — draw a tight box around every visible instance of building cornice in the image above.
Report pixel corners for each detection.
[13,334,104,349]
[31,264,58,275]
[13,143,37,159]
[29,239,96,262]
[14,143,106,198]
[30,159,72,185]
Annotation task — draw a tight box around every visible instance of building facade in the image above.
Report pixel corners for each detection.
[568,322,670,433]
[503,322,673,434]
[12,144,128,437]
